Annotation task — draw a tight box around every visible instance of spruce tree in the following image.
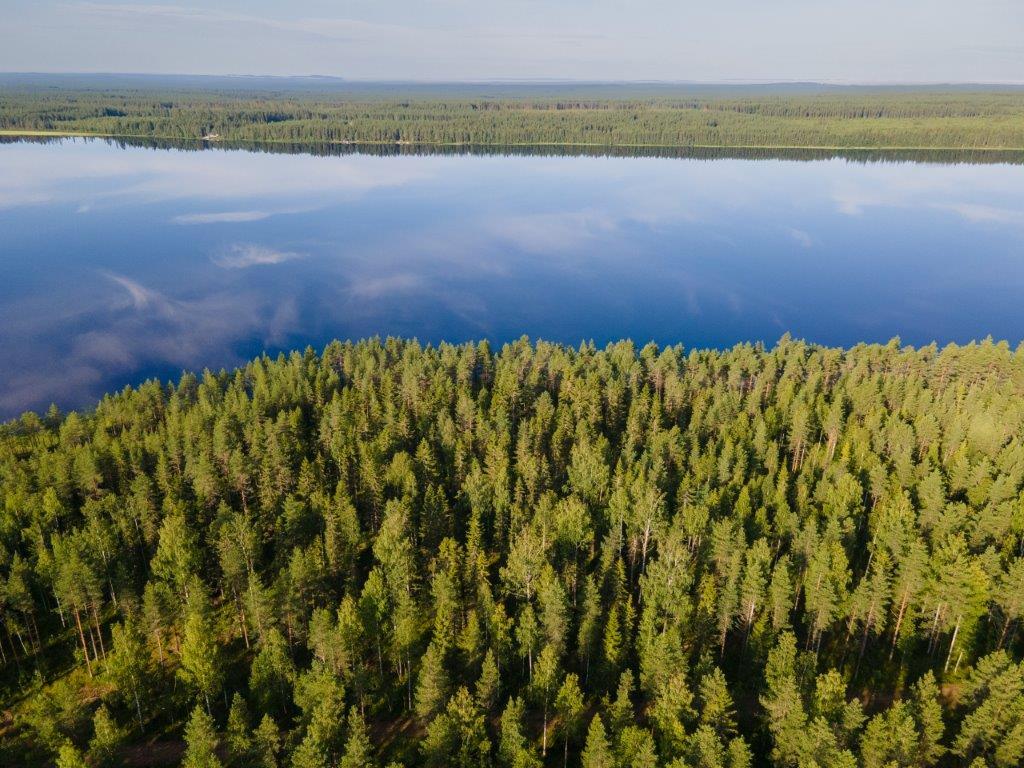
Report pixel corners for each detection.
[182,706,222,768]
[555,673,584,768]
[178,604,223,713]
[340,707,374,768]
[581,715,614,768]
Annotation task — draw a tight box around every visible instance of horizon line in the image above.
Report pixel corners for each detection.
[4,71,1024,87]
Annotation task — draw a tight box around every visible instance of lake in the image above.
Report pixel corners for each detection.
[2,138,1024,418]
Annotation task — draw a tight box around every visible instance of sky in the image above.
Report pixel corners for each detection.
[2,1,1024,83]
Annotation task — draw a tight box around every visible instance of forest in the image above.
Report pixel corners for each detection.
[1,335,1024,767]
[2,87,1024,150]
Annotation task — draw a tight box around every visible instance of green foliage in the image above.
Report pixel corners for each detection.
[497,697,540,768]
[225,693,253,760]
[581,715,614,768]
[953,652,1024,767]
[106,618,152,730]
[54,742,88,768]
[697,667,736,738]
[253,714,282,768]
[555,673,585,766]
[3,88,1024,151]
[340,707,374,768]
[249,628,296,717]
[3,336,1024,766]
[475,651,501,713]
[761,633,810,765]
[182,705,222,768]
[415,642,450,721]
[87,705,125,767]
[420,687,490,768]
[178,601,224,712]
[18,676,89,754]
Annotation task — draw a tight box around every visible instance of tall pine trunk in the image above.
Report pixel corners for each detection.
[74,608,93,677]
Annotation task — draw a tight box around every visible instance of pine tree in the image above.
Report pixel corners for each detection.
[87,706,125,768]
[498,697,541,768]
[581,715,614,768]
[415,641,449,721]
[515,604,540,682]
[531,644,561,756]
[253,714,281,768]
[340,706,374,768]
[953,652,1024,768]
[178,604,223,713]
[182,706,222,768]
[421,687,490,768]
[739,538,770,638]
[768,555,793,631]
[910,671,945,767]
[292,668,346,768]
[107,619,150,731]
[760,633,808,766]
[151,511,201,599]
[621,724,661,768]
[555,673,585,768]
[698,667,737,739]
[475,649,501,713]
[607,670,636,738]
[226,693,253,760]
[859,701,920,768]
[249,627,296,717]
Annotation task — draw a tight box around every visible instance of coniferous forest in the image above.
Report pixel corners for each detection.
[2,336,1024,767]
[3,87,1024,151]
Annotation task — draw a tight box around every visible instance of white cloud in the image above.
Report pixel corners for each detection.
[0,269,286,415]
[105,271,176,314]
[213,243,303,269]
[938,202,1024,224]
[0,189,52,209]
[0,140,436,212]
[172,210,273,224]
[488,210,618,254]
[347,273,423,299]
[829,163,1024,219]
[787,227,814,248]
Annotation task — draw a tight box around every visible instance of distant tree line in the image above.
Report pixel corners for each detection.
[2,336,1024,766]
[12,133,1024,166]
[2,89,1024,150]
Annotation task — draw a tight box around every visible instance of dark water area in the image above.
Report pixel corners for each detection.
[2,137,1024,417]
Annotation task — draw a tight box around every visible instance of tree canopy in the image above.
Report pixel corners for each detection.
[2,335,1024,766]
[3,88,1024,151]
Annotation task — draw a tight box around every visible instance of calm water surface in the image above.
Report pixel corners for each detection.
[2,139,1024,417]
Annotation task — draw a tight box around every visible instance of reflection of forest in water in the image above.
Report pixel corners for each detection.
[4,135,1024,165]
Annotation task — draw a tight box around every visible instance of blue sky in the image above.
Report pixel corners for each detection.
[3,1,1024,82]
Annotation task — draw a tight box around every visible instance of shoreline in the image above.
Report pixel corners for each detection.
[3,129,1024,154]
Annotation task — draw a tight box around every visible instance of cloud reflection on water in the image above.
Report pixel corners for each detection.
[2,140,1024,417]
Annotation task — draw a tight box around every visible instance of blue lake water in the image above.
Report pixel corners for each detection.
[2,139,1024,417]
